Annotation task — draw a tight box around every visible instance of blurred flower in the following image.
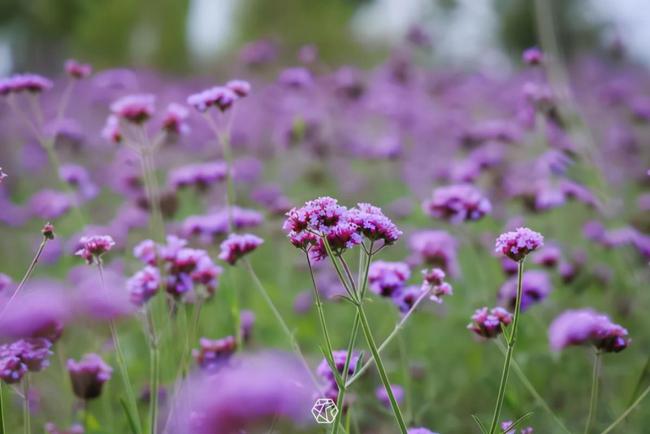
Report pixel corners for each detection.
[218,233,263,265]
[240,310,255,343]
[45,422,84,434]
[64,59,92,79]
[421,268,453,304]
[498,270,552,312]
[522,47,543,65]
[187,86,237,112]
[375,384,404,408]
[225,80,251,98]
[110,94,155,124]
[127,266,160,306]
[101,115,122,143]
[59,164,98,201]
[0,167,6,184]
[75,235,115,264]
[29,190,73,220]
[67,353,112,399]
[502,420,534,433]
[423,184,491,223]
[0,273,12,292]
[408,230,459,276]
[549,309,630,353]
[0,338,52,383]
[531,244,562,268]
[192,336,236,370]
[392,285,426,314]
[368,261,410,296]
[317,350,360,403]
[407,428,439,434]
[41,222,55,240]
[468,307,513,339]
[495,227,544,262]
[169,161,227,190]
[162,103,190,135]
[0,73,52,95]
[278,67,313,88]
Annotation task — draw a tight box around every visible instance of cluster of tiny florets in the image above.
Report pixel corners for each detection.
[495,227,544,262]
[0,73,52,95]
[423,184,492,223]
[548,309,630,353]
[421,268,453,304]
[67,353,112,399]
[75,235,116,264]
[468,307,513,339]
[187,80,250,112]
[218,233,264,265]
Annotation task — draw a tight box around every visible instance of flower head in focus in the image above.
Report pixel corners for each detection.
[495,227,544,262]
[421,268,453,304]
[75,235,115,264]
[468,307,513,339]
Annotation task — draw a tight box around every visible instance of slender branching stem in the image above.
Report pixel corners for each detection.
[600,384,650,434]
[0,382,5,434]
[584,350,602,434]
[243,258,320,388]
[22,375,30,434]
[0,235,49,319]
[346,287,430,388]
[146,307,160,434]
[98,260,143,434]
[356,303,408,434]
[488,259,525,434]
[305,253,336,364]
[332,310,361,434]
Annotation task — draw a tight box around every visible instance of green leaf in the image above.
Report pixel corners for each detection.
[120,397,139,434]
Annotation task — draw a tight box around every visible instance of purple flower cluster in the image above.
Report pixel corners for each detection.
[75,235,115,264]
[423,184,491,223]
[0,167,7,184]
[421,268,453,304]
[64,59,92,79]
[0,338,52,384]
[283,197,401,260]
[126,266,161,306]
[0,73,52,95]
[468,307,513,339]
[162,103,190,135]
[182,207,263,243]
[67,353,112,399]
[409,230,459,276]
[187,79,250,112]
[368,261,411,296]
[110,94,156,124]
[192,336,237,369]
[549,309,630,353]
[168,161,227,190]
[495,227,544,262]
[218,233,264,265]
[498,270,552,312]
[522,47,543,65]
[132,236,222,300]
[375,384,404,408]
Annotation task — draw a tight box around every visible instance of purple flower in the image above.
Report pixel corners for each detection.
[0,273,12,292]
[0,167,6,184]
[127,266,160,306]
[495,227,544,262]
[192,336,236,370]
[67,353,112,399]
[468,307,513,339]
[218,233,264,265]
[169,352,317,433]
[548,309,630,353]
[0,354,27,384]
[407,428,439,434]
[423,184,491,223]
[421,268,453,304]
[110,94,155,124]
[101,115,122,143]
[522,47,543,65]
[29,190,73,219]
[317,350,360,402]
[375,384,404,408]
[502,420,534,433]
[409,230,459,276]
[531,244,562,268]
[278,67,313,88]
[0,338,52,383]
[187,86,237,112]
[240,310,255,343]
[368,261,410,296]
[162,103,190,135]
[392,285,426,314]
[64,59,92,79]
[75,235,115,264]
[498,270,552,312]
[133,239,158,265]
[59,164,98,200]
[169,161,227,190]
[0,73,52,95]
[226,80,251,97]
[348,203,403,245]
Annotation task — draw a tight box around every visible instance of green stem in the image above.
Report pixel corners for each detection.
[584,350,602,434]
[600,384,650,434]
[243,258,320,388]
[305,254,336,366]
[356,303,408,434]
[332,310,361,434]
[147,308,160,434]
[496,341,573,434]
[488,259,525,434]
[0,383,5,434]
[23,375,30,434]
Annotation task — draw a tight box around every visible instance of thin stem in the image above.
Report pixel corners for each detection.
[99,261,143,434]
[332,310,361,434]
[488,259,525,434]
[584,350,602,434]
[346,287,430,388]
[356,303,408,434]
[82,399,88,432]
[204,113,236,230]
[496,341,573,434]
[600,383,650,434]
[243,258,320,388]
[0,383,5,434]
[0,236,48,319]
[146,308,160,434]
[305,253,336,365]
[23,375,30,434]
